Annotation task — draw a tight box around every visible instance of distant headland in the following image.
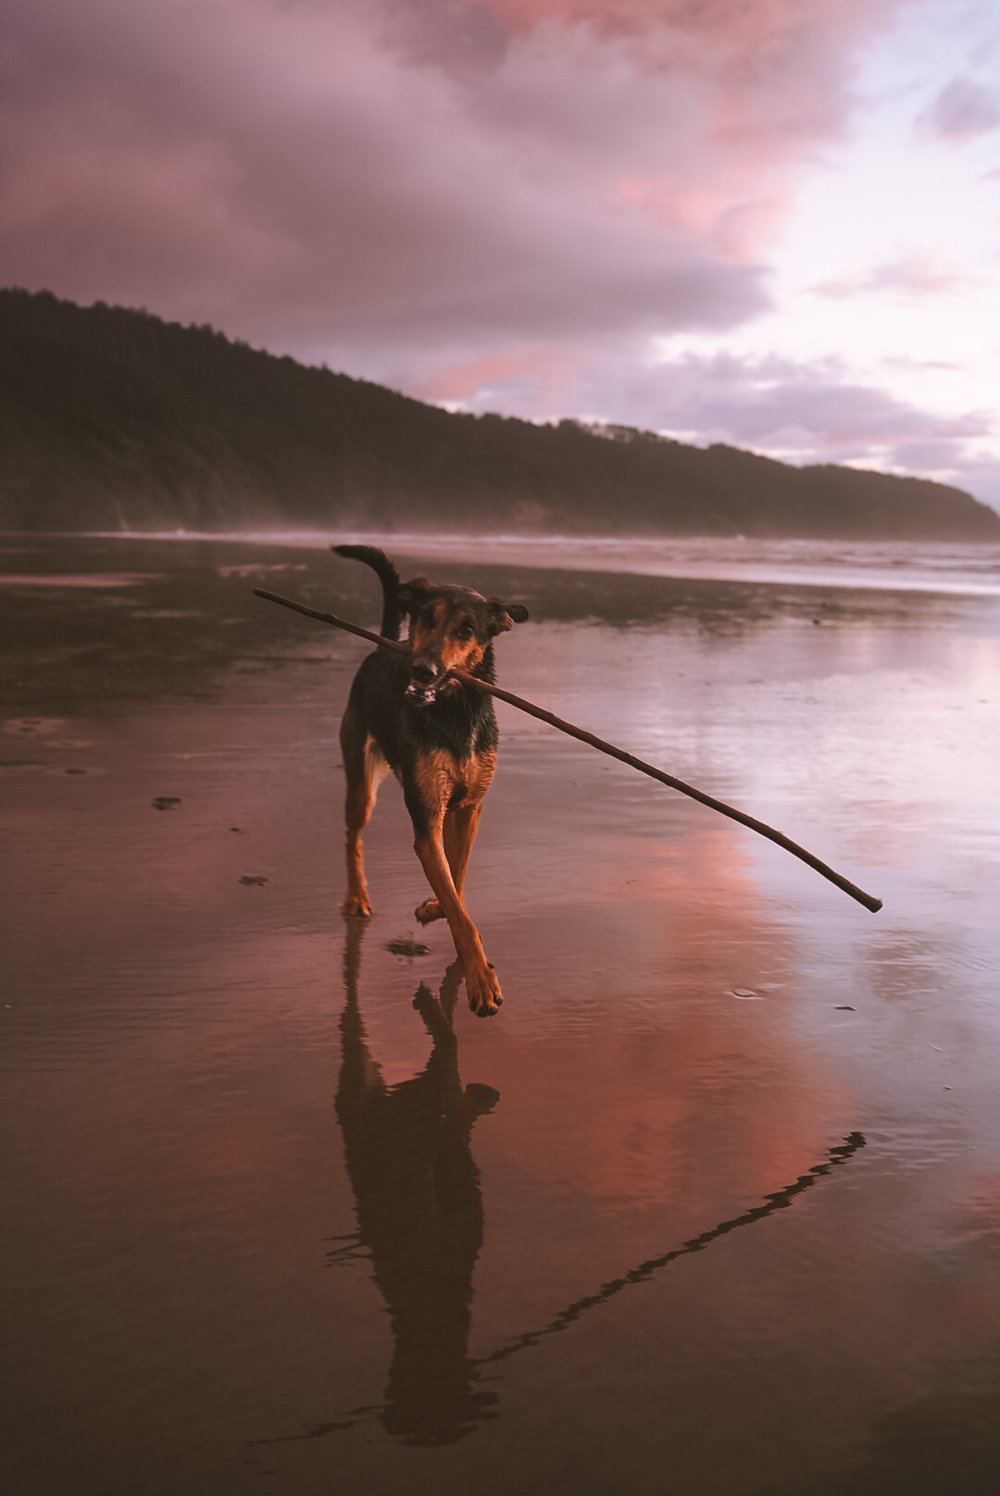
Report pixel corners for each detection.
[2,287,998,540]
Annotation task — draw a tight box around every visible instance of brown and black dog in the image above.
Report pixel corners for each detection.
[334,544,528,1017]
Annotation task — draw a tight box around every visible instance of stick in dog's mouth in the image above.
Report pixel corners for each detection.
[404,674,457,706]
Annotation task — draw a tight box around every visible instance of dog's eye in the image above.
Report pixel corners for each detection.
[456,623,475,642]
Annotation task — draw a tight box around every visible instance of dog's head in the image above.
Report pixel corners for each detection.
[398,577,529,705]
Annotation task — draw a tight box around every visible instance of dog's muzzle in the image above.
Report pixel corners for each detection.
[406,660,447,705]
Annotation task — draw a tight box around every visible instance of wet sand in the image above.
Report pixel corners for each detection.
[4,534,1000,1495]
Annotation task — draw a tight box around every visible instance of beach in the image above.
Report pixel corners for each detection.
[4,532,1000,1495]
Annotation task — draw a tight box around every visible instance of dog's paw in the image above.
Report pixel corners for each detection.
[414,898,445,925]
[466,962,503,1018]
[342,894,374,918]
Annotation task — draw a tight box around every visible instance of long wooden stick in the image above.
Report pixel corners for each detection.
[253,586,883,913]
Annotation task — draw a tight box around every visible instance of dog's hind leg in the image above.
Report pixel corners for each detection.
[341,710,388,918]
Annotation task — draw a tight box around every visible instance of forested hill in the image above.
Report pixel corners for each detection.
[2,288,997,539]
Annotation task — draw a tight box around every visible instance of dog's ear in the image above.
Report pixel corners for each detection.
[487,598,529,635]
[398,577,432,619]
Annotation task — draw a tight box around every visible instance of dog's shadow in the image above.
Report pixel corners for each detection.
[334,919,500,1445]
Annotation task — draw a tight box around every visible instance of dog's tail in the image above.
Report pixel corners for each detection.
[332,544,402,640]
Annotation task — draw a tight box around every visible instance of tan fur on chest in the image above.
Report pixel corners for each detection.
[412,747,497,813]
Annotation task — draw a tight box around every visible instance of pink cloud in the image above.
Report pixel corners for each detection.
[713,196,795,262]
[614,181,792,263]
[472,0,898,68]
[814,258,976,300]
[416,348,579,403]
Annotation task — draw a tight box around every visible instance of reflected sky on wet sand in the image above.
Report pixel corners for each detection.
[3,535,1000,1495]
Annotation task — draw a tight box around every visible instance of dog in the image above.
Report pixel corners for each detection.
[333,544,528,1017]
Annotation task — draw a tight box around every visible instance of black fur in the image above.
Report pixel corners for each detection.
[345,647,499,773]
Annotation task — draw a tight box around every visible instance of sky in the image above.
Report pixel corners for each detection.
[2,0,1000,508]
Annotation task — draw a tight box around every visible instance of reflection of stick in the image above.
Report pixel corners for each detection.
[478,1131,866,1368]
[253,587,882,914]
[247,1129,867,1448]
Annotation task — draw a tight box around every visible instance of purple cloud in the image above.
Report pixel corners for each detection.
[428,345,994,477]
[919,76,1000,141]
[0,0,906,381]
[813,258,975,300]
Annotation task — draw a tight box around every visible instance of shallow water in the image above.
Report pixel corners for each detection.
[86,527,1000,596]
[4,535,1000,1494]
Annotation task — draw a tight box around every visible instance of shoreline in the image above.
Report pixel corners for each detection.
[3,528,1000,600]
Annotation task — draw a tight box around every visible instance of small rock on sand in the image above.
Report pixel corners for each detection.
[386,937,430,957]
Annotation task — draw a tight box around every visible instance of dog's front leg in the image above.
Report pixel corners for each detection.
[415,802,483,926]
[412,823,503,1018]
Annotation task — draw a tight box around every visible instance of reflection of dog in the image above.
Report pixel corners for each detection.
[334,544,528,1017]
[335,921,499,1445]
